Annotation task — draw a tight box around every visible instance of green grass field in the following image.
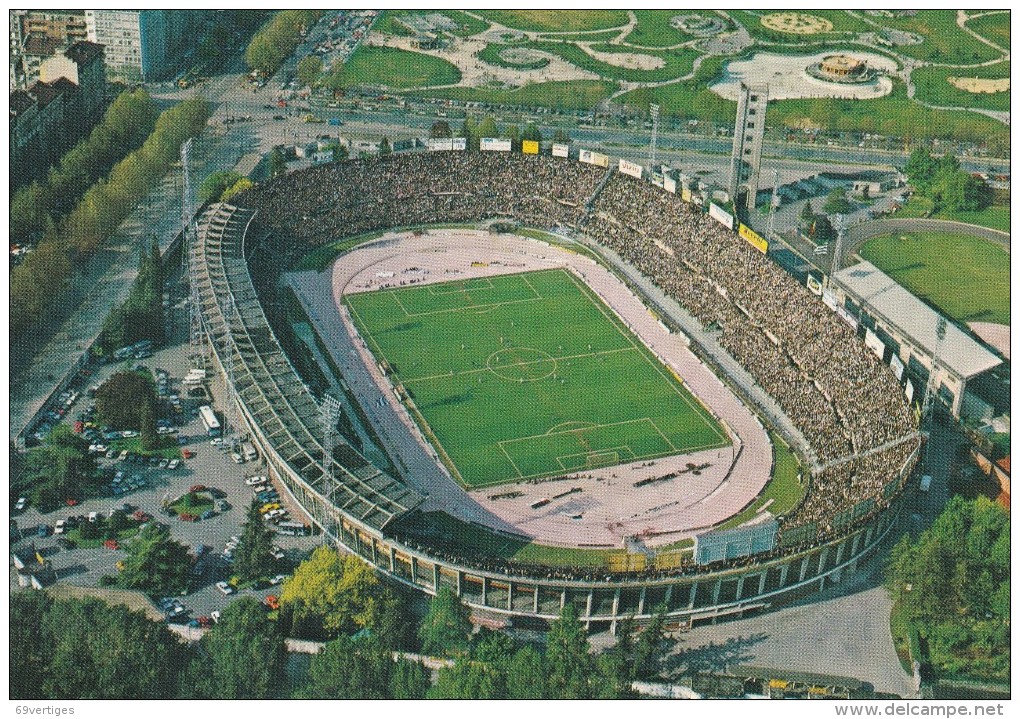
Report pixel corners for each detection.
[966,12,1009,49]
[911,62,1010,112]
[624,10,699,47]
[893,196,1011,233]
[860,232,1010,325]
[374,9,490,37]
[871,10,1002,64]
[335,46,461,88]
[346,269,729,488]
[476,10,629,33]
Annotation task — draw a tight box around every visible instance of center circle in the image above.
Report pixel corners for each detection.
[486,347,557,382]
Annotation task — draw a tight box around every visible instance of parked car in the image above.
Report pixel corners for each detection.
[14,497,26,511]
[190,484,206,493]
[215,581,234,595]
[269,574,287,585]
[168,459,180,470]
[264,595,280,610]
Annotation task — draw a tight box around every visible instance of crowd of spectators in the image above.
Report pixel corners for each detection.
[238,153,919,555]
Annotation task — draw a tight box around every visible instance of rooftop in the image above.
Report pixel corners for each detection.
[833,261,1002,380]
[65,40,104,67]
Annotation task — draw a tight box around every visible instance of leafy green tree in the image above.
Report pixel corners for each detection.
[418,585,472,657]
[503,123,520,150]
[932,171,993,212]
[810,214,835,242]
[278,546,392,639]
[430,121,452,138]
[545,603,595,699]
[117,522,192,596]
[19,425,99,511]
[197,597,286,698]
[39,597,189,699]
[506,644,546,699]
[139,397,159,452]
[477,115,499,139]
[267,147,287,178]
[234,498,277,583]
[428,658,502,699]
[389,658,430,699]
[10,592,54,699]
[522,122,543,143]
[221,177,255,202]
[887,496,1009,681]
[823,186,851,214]
[595,647,633,698]
[298,634,392,699]
[632,604,667,679]
[296,55,324,87]
[379,137,392,155]
[199,170,243,203]
[95,371,157,431]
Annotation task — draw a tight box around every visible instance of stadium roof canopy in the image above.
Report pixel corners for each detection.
[832,261,1002,380]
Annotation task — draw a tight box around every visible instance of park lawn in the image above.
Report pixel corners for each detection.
[911,62,1010,113]
[871,10,1002,64]
[895,196,1011,233]
[768,81,1010,147]
[476,10,629,33]
[345,268,728,488]
[615,56,735,124]
[860,231,1010,325]
[373,9,489,37]
[337,46,461,89]
[728,10,869,43]
[107,436,182,459]
[522,41,698,83]
[476,43,550,71]
[414,80,618,112]
[623,10,699,47]
[965,12,1009,49]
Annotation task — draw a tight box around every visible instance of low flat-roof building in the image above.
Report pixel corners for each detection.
[829,261,1002,418]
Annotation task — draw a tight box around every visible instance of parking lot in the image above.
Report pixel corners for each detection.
[11,328,319,624]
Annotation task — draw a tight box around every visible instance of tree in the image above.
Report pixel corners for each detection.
[220,177,255,202]
[522,122,543,144]
[197,597,286,698]
[430,121,452,138]
[428,658,502,699]
[823,186,851,214]
[476,115,499,139]
[379,137,392,155]
[139,396,159,451]
[116,522,192,595]
[545,604,595,699]
[278,546,392,639]
[38,597,189,699]
[234,498,277,583]
[632,604,668,679]
[932,171,993,212]
[296,55,323,87]
[20,424,99,511]
[10,592,54,699]
[506,644,546,699]
[418,585,472,657]
[95,371,157,431]
[811,214,835,242]
[299,634,391,699]
[198,170,242,203]
[267,147,287,178]
[552,128,570,143]
[389,658,430,699]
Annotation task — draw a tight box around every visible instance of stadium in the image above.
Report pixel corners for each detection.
[192,149,920,630]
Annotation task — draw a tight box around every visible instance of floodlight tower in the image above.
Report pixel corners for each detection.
[649,103,660,169]
[728,83,769,212]
[319,392,343,543]
[831,213,846,274]
[921,316,948,467]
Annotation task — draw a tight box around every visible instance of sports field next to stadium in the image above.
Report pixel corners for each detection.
[345,268,730,489]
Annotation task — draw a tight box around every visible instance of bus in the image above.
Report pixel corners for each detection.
[198,405,221,437]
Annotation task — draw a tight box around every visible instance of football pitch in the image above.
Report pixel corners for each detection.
[345,268,729,489]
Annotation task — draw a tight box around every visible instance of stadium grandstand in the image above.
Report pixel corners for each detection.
[190,149,919,629]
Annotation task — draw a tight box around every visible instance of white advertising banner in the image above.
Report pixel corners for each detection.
[552,143,569,158]
[708,203,735,229]
[579,149,609,167]
[836,305,859,330]
[619,158,643,178]
[480,137,512,152]
[864,329,885,359]
[890,354,905,381]
[905,379,915,403]
[426,138,453,151]
[821,289,838,309]
[663,176,677,193]
[451,137,466,151]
